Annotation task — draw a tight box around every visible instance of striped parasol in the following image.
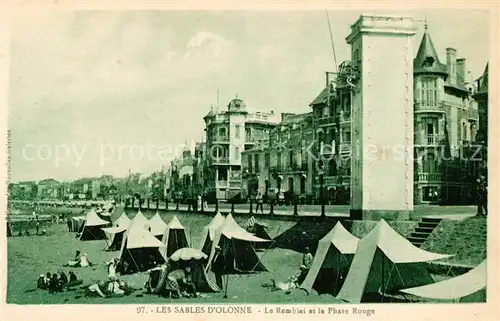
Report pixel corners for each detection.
[246,216,256,228]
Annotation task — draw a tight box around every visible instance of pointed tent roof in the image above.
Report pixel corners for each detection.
[299,222,359,292]
[130,210,150,230]
[84,209,109,227]
[216,214,269,242]
[362,219,452,263]
[123,221,166,249]
[166,215,185,230]
[401,260,486,300]
[113,212,131,228]
[414,26,448,77]
[336,219,453,303]
[319,221,359,254]
[149,211,168,236]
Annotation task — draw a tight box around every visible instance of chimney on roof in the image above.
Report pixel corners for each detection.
[446,48,457,85]
[456,58,466,84]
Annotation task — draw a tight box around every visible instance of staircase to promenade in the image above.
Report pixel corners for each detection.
[407,217,442,247]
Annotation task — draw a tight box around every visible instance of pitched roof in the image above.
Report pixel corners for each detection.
[414,26,448,77]
[310,86,333,106]
[477,63,488,94]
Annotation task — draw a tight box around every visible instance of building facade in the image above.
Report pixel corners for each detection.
[473,63,488,176]
[412,25,480,204]
[241,112,315,203]
[203,98,280,200]
[240,24,483,205]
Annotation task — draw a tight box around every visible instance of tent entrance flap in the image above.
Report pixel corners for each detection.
[118,246,166,275]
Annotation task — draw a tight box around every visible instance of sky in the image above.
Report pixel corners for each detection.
[8,9,490,182]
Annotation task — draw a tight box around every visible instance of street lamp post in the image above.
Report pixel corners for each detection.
[319,170,325,217]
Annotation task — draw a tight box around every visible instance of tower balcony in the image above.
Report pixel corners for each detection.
[415,134,444,146]
[416,172,443,183]
[339,143,352,157]
[414,100,446,114]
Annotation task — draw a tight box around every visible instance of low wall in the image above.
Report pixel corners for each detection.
[350,220,417,239]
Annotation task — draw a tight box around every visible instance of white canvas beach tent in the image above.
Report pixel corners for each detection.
[71,216,86,232]
[79,209,109,241]
[161,216,189,259]
[101,212,131,251]
[400,260,486,302]
[205,214,270,274]
[300,221,359,295]
[117,217,166,274]
[149,211,168,240]
[336,219,452,303]
[199,211,225,255]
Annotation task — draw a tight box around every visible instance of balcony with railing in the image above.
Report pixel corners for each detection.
[316,116,337,127]
[416,172,443,182]
[216,180,229,188]
[414,100,446,113]
[246,112,281,124]
[210,157,230,165]
[320,143,335,155]
[415,134,443,146]
[286,162,308,173]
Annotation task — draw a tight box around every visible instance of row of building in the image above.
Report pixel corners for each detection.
[8,171,170,202]
[169,24,488,205]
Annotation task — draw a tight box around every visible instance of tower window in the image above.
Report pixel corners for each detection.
[420,77,438,106]
[235,125,241,138]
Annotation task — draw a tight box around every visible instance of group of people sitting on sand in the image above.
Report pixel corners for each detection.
[85,276,136,298]
[37,270,83,293]
[83,256,136,298]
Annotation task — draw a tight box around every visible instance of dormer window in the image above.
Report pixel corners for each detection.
[423,56,435,68]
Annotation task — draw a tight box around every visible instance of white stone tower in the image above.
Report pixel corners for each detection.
[346,15,416,220]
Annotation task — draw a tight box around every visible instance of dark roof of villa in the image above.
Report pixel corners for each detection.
[413,26,449,77]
